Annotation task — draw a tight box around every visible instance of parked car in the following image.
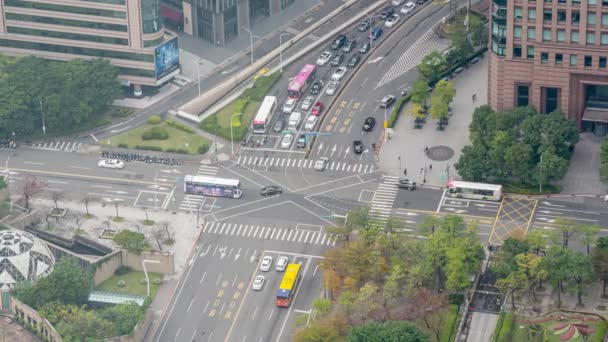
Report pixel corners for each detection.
[280,133,293,149]
[260,185,283,196]
[276,257,289,272]
[362,117,376,132]
[347,55,361,68]
[311,101,324,116]
[401,2,416,14]
[330,34,347,50]
[310,79,324,95]
[380,6,395,20]
[305,115,318,130]
[282,98,296,114]
[272,118,285,133]
[353,141,364,154]
[342,39,357,53]
[301,96,314,110]
[314,157,329,171]
[98,159,124,169]
[330,54,344,66]
[296,134,307,148]
[332,67,347,81]
[260,256,273,271]
[252,275,265,290]
[316,51,332,66]
[369,27,384,40]
[379,95,396,108]
[326,80,340,95]
[416,0,425,4]
[392,0,405,6]
[359,42,371,53]
[385,14,400,28]
[397,179,417,190]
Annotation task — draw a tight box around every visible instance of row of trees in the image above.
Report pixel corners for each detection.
[455,106,579,184]
[407,78,456,130]
[0,57,121,137]
[600,137,608,183]
[294,212,485,341]
[492,219,608,308]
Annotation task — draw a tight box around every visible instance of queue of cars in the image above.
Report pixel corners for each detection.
[252,256,290,291]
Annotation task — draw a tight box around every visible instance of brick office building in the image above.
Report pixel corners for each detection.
[488,0,608,135]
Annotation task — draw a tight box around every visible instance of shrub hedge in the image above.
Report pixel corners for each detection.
[496,312,513,342]
[135,145,162,151]
[166,119,195,133]
[142,126,169,140]
[439,304,460,342]
[198,143,210,154]
[388,94,412,128]
[147,115,162,125]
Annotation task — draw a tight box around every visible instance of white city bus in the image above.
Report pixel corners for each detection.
[184,175,242,198]
[446,181,503,201]
[252,96,277,134]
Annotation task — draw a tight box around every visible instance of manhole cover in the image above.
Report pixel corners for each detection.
[427,146,454,161]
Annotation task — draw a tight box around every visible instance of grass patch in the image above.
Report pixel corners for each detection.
[143,219,154,226]
[26,116,111,141]
[97,270,162,298]
[0,177,6,190]
[103,122,209,154]
[294,313,309,328]
[440,304,461,342]
[502,182,561,195]
[112,217,124,222]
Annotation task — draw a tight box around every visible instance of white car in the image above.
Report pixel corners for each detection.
[98,159,124,169]
[331,67,347,81]
[385,14,400,28]
[304,115,318,130]
[316,51,332,66]
[282,98,296,114]
[276,256,289,272]
[401,2,416,14]
[325,80,340,95]
[260,256,273,272]
[301,96,314,110]
[252,275,265,290]
[392,0,405,5]
[604,194,608,202]
[281,133,293,149]
[314,157,329,171]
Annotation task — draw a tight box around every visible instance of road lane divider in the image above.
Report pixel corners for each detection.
[8,168,174,186]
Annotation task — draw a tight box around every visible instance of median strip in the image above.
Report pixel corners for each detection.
[8,168,174,187]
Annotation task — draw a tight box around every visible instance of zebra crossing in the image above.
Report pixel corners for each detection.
[203,222,337,246]
[236,155,375,173]
[197,164,219,176]
[177,164,219,211]
[376,28,449,89]
[369,175,399,223]
[31,141,82,152]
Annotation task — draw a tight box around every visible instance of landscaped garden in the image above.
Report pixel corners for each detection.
[97,267,162,298]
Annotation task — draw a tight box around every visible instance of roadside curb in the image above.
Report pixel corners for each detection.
[506,193,605,200]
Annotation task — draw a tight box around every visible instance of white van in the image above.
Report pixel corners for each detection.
[288,111,302,132]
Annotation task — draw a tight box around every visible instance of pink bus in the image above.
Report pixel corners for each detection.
[287,64,317,99]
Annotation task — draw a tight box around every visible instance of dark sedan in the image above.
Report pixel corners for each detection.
[260,185,283,196]
[353,140,364,154]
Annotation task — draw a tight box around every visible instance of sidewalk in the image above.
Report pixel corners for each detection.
[379,57,489,188]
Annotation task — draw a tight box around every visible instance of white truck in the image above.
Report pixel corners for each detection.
[288,111,302,132]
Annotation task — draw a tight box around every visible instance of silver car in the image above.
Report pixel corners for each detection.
[260,256,273,272]
[314,157,329,171]
[301,96,314,110]
[325,80,340,95]
[316,51,332,66]
[331,67,347,81]
[252,275,265,290]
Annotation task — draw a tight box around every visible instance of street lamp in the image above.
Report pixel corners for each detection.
[242,27,259,66]
[279,33,291,72]
[142,259,160,297]
[230,112,243,156]
[366,14,382,50]
[39,99,46,136]
[196,60,203,97]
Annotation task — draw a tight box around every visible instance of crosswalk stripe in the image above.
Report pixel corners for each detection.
[275,158,281,167]
[247,225,255,237]
[332,238,336,246]
[237,156,242,163]
[243,225,250,236]
[230,224,238,235]
[219,223,228,234]
[237,225,243,235]
[292,159,297,167]
[281,159,286,167]
[253,226,260,237]
[203,222,212,232]
[271,228,278,239]
[298,160,302,167]
[304,231,311,243]
[259,227,266,238]
[253,157,259,165]
[281,229,288,240]
[320,234,327,245]
[364,165,369,173]
[330,162,335,170]
[342,163,347,171]
[315,232,322,244]
[269,158,274,166]
[347,165,351,172]
[287,230,294,240]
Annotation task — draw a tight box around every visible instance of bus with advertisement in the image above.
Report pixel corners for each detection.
[287,64,317,99]
[252,96,277,134]
[276,263,301,307]
[184,175,242,198]
[446,181,503,201]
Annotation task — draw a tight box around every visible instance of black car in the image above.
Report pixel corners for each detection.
[380,6,395,20]
[362,117,376,132]
[353,140,363,154]
[296,134,307,148]
[347,55,361,68]
[342,39,357,53]
[310,79,324,95]
[330,54,344,66]
[330,34,347,50]
[397,179,417,190]
[260,185,283,196]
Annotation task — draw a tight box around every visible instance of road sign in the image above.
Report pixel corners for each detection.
[383,120,388,129]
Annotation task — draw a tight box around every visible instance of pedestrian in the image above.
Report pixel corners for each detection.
[429,164,432,171]
[424,146,428,153]
[403,168,407,176]
[420,168,424,174]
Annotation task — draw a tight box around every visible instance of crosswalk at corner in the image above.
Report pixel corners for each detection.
[369,176,399,223]
[176,165,218,211]
[197,164,219,176]
[31,141,82,152]
[236,155,374,173]
[202,222,337,246]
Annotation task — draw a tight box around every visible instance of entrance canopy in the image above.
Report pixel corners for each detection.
[582,107,608,123]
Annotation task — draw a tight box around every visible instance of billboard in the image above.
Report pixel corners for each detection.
[154,36,180,80]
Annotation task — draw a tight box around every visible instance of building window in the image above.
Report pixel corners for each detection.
[571,30,580,42]
[514,44,522,58]
[600,56,607,68]
[604,0,608,6]
[573,0,580,4]
[514,7,523,20]
[603,14,608,26]
[517,85,530,107]
[587,31,596,43]
[602,32,608,44]
[589,13,597,25]
[527,46,535,59]
[529,8,537,20]
[528,27,536,40]
[585,55,593,67]
[544,9,552,22]
[556,53,563,64]
[590,0,597,4]
[557,29,566,41]
[543,29,552,41]
[570,54,578,65]
[514,26,522,38]
[544,0,552,3]
[544,88,559,114]
[558,0,566,3]
[557,10,567,22]
[491,41,506,56]
[572,11,580,24]
[541,52,549,63]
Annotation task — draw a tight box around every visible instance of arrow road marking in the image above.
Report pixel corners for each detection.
[200,245,211,257]
[445,208,466,214]
[317,142,324,153]
[368,56,384,64]
[536,217,555,223]
[405,212,419,216]
[343,146,350,158]
[250,249,258,263]
[235,248,241,261]
[106,190,129,194]
[541,201,566,208]
[219,246,227,259]
[330,144,337,157]
[110,125,131,134]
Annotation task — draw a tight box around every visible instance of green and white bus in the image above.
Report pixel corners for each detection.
[447,181,503,201]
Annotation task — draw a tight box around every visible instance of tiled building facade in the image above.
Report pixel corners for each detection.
[488,0,608,134]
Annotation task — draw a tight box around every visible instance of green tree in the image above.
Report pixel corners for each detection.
[293,324,341,342]
[407,102,426,121]
[411,78,428,106]
[418,51,448,82]
[568,252,594,305]
[541,246,574,307]
[429,80,455,128]
[496,268,529,309]
[99,302,145,336]
[601,137,608,183]
[591,243,608,297]
[551,218,578,249]
[56,305,113,341]
[579,224,600,254]
[420,215,442,236]
[449,24,474,63]
[113,230,150,254]
[469,15,485,46]
[347,321,430,342]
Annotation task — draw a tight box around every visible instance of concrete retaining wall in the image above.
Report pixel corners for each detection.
[10,297,62,342]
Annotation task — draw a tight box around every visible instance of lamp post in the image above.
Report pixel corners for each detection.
[366,14,382,50]
[398,155,401,172]
[539,155,543,193]
[242,27,259,66]
[279,33,290,72]
[142,259,160,297]
[196,60,202,97]
[230,112,243,156]
[39,99,46,136]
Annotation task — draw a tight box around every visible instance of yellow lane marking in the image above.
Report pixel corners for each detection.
[339,101,347,108]
[209,309,216,317]
[8,168,173,186]
[330,116,338,124]
[353,102,361,110]
[237,282,244,290]
[324,124,333,131]
[217,289,224,298]
[339,127,347,134]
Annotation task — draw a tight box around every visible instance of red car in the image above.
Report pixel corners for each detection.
[311,101,324,116]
